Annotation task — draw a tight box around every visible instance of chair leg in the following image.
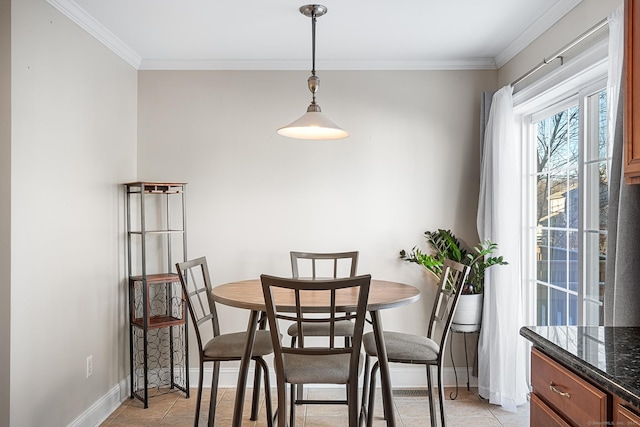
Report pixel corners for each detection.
[290,383,297,427]
[291,336,304,402]
[349,354,361,427]
[250,359,262,421]
[437,364,446,427]
[194,361,204,427]
[348,380,358,427]
[366,361,380,427]
[426,365,437,427]
[296,383,304,403]
[255,357,274,427]
[208,361,221,427]
[359,355,371,426]
[275,376,287,427]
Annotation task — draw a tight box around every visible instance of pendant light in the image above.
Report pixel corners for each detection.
[277,4,349,140]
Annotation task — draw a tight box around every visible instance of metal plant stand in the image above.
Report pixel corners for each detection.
[449,322,481,400]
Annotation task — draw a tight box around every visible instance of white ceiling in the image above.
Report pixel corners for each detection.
[48,0,583,70]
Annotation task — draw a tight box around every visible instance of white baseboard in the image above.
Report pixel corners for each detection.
[69,365,477,426]
[67,378,128,427]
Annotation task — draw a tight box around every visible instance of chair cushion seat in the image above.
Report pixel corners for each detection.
[203,330,273,359]
[287,320,355,337]
[284,352,363,384]
[363,331,440,363]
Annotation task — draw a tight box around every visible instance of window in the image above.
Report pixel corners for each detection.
[524,83,608,327]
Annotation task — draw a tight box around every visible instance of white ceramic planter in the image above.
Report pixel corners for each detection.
[451,293,483,332]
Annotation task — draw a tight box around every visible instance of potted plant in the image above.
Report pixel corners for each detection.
[399,229,507,331]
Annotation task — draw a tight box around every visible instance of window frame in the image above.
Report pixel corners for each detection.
[513,39,609,327]
[523,81,609,325]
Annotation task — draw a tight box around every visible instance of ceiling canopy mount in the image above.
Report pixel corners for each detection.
[299,4,327,18]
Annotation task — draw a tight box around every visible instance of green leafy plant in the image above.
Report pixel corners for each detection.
[399,229,507,294]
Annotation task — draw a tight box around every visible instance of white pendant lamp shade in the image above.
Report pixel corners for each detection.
[278,4,348,140]
[277,111,349,140]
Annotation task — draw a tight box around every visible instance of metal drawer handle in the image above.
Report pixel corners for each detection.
[549,382,571,399]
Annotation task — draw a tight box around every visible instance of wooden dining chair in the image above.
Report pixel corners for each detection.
[288,251,359,405]
[360,259,471,427]
[176,257,274,427]
[261,274,371,427]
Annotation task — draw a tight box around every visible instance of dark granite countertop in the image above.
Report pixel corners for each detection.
[520,326,640,409]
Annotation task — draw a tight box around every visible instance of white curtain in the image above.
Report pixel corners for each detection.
[607,4,624,180]
[476,85,529,411]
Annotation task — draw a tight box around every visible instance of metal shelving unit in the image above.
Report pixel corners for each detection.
[125,182,189,408]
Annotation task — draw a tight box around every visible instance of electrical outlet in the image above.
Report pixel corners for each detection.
[86,355,93,378]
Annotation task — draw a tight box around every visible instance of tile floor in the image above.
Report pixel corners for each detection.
[101,386,529,427]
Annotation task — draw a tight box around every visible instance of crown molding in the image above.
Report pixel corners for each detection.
[47,0,142,69]
[494,0,583,68]
[48,0,578,72]
[45,0,497,71]
[139,58,498,71]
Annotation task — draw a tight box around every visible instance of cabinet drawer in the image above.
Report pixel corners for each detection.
[615,397,640,426]
[531,348,608,426]
[530,392,571,427]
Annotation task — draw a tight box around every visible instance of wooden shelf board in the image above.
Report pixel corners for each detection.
[132,315,185,329]
[129,273,180,283]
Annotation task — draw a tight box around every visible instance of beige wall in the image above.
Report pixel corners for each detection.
[10,0,137,425]
[498,0,622,88]
[8,0,622,421]
[0,0,10,425]
[138,69,497,377]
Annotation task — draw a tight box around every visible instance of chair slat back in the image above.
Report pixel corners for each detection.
[261,274,371,361]
[290,251,359,279]
[427,259,471,349]
[176,257,221,351]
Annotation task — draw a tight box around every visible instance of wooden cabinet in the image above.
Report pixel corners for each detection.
[624,0,640,183]
[530,348,609,427]
[614,396,640,426]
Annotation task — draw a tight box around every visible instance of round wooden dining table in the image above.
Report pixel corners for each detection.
[211,278,420,427]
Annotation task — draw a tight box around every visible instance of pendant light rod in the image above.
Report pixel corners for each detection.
[301,5,326,107]
[300,4,326,77]
[310,8,317,76]
[310,10,317,105]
